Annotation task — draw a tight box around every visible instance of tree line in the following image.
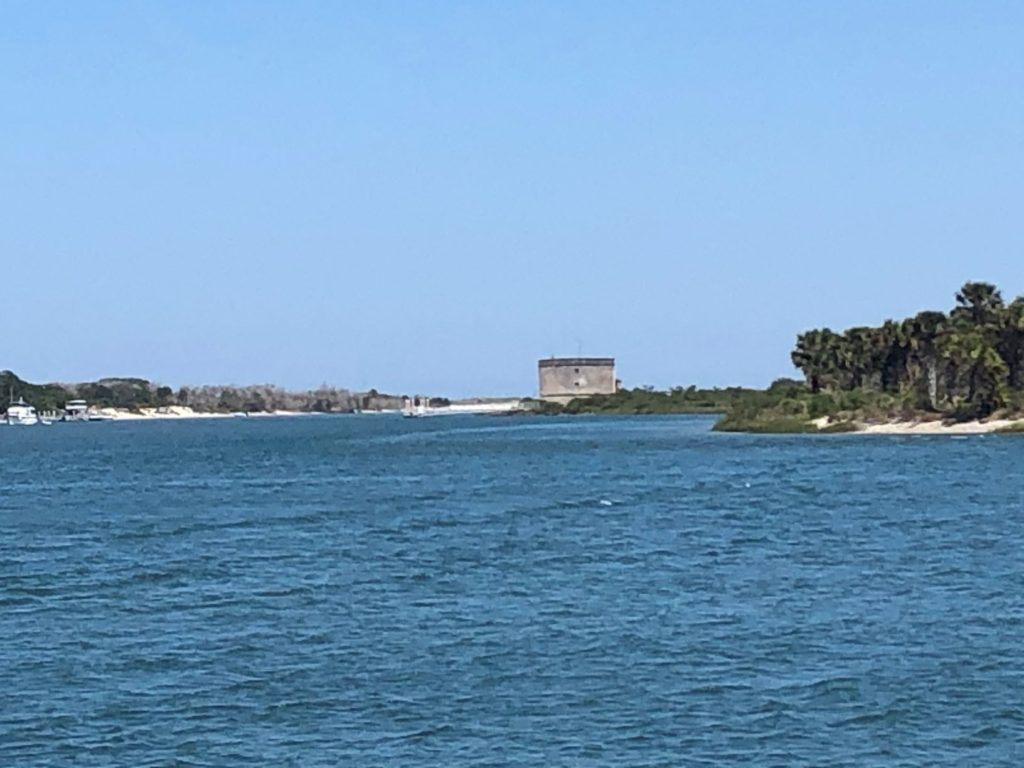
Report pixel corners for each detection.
[0,371,404,413]
[791,282,1024,417]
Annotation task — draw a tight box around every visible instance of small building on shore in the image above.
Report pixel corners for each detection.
[538,357,617,403]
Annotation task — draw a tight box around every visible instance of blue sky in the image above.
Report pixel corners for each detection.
[2,2,1022,396]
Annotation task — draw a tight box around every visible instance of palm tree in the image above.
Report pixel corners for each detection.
[789,282,1024,416]
[879,319,911,393]
[998,298,1024,389]
[792,328,840,393]
[906,311,947,409]
[836,327,875,389]
[953,281,1004,328]
[939,325,1008,415]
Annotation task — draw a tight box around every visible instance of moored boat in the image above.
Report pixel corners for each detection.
[6,397,40,426]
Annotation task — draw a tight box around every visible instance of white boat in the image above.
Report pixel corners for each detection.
[64,399,90,422]
[6,397,40,426]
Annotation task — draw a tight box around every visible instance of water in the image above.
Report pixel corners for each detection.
[2,415,1023,766]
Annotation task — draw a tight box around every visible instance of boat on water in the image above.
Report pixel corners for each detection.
[64,399,89,422]
[60,399,110,422]
[5,397,40,426]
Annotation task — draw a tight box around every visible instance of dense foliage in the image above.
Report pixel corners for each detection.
[0,371,72,413]
[790,282,1024,418]
[176,384,367,413]
[711,384,894,432]
[76,378,168,409]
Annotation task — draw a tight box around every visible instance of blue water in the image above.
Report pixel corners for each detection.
[2,415,1023,766]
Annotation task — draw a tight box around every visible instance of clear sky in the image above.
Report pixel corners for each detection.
[2,2,1022,396]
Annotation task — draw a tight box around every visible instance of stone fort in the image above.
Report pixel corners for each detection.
[538,357,617,403]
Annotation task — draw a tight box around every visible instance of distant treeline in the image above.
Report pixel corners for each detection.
[0,371,403,413]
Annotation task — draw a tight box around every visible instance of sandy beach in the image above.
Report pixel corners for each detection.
[811,416,1024,435]
[88,400,525,421]
[443,399,524,415]
[859,419,1021,435]
[93,406,306,421]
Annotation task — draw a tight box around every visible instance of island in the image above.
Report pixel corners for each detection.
[535,282,1024,434]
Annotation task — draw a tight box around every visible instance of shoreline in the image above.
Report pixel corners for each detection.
[808,416,1024,435]
[856,418,1023,435]
[22,403,1024,433]
[92,406,309,421]
[84,399,526,421]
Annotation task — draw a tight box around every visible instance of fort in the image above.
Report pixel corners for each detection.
[538,357,617,404]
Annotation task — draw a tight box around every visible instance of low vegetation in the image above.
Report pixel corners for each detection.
[526,385,771,416]
[532,380,880,432]
[711,381,913,432]
[0,371,70,413]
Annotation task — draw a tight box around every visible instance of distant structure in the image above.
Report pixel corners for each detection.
[538,357,617,403]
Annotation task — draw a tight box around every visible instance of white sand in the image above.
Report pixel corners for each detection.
[858,418,1020,435]
[809,415,1023,434]
[93,400,525,420]
[94,406,305,421]
[93,401,527,420]
[444,400,523,415]
[393,400,525,417]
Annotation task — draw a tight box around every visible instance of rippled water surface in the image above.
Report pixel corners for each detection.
[2,415,1023,765]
